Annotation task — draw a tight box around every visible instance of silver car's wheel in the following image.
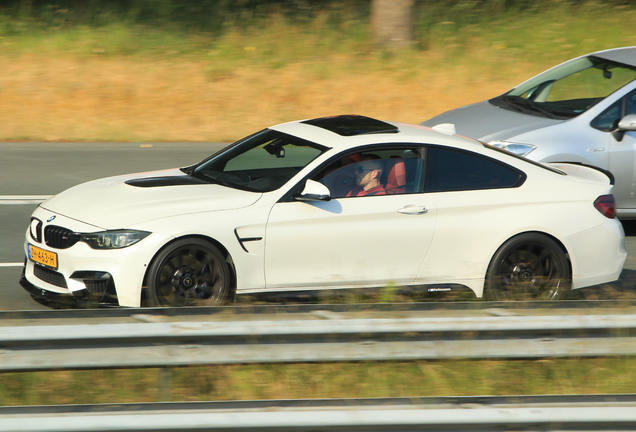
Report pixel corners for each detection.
[485,233,570,301]
[146,239,230,307]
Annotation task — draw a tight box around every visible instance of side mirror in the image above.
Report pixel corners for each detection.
[618,114,636,131]
[294,179,331,202]
[612,114,636,141]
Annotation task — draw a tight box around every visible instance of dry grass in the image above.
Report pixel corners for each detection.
[0,49,538,142]
[2,1,636,142]
[0,56,513,142]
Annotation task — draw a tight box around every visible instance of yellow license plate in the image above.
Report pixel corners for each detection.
[28,244,58,269]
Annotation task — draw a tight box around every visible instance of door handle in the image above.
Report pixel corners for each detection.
[398,205,427,215]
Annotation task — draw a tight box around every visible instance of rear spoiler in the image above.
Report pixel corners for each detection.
[551,161,615,185]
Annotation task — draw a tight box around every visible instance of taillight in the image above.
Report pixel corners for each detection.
[594,194,615,218]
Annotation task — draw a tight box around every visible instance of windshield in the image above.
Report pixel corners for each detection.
[188,129,328,192]
[491,56,636,119]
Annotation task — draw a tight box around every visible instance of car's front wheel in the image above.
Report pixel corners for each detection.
[146,238,231,307]
[485,233,570,301]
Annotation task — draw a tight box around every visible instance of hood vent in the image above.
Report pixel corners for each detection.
[125,176,209,188]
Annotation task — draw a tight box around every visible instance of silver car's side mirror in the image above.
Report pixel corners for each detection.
[618,114,636,131]
[612,114,636,142]
[294,179,331,202]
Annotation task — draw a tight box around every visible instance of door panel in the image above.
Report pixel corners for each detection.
[264,194,437,289]
[609,130,636,209]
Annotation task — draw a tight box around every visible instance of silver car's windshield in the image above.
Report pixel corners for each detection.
[187,129,328,192]
[491,56,636,119]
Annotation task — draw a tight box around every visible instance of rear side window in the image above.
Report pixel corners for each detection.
[424,147,524,192]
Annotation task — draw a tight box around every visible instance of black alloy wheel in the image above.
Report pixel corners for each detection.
[485,233,570,301]
[147,238,231,307]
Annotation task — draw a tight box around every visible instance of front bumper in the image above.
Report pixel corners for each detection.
[20,264,120,308]
[23,208,174,307]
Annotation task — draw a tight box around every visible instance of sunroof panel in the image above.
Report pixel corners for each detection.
[302,115,399,136]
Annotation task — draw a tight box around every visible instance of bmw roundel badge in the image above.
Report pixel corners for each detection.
[47,215,56,222]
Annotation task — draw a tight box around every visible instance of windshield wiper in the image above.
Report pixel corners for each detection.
[492,95,525,114]
[515,100,560,119]
[499,96,560,119]
[191,171,236,188]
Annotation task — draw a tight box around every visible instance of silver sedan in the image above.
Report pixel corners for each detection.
[421,47,636,219]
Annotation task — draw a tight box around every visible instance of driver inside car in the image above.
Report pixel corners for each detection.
[346,156,386,197]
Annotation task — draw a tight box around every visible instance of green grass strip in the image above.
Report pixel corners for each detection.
[2,358,636,406]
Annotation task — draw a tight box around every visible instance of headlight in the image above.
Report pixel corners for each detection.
[489,140,537,157]
[80,230,151,249]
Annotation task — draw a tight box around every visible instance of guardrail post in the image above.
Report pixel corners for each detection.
[159,367,171,401]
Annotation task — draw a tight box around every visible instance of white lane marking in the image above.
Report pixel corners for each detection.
[0,195,52,205]
[0,263,23,267]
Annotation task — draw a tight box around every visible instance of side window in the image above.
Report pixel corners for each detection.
[313,148,424,198]
[627,91,636,116]
[591,90,636,132]
[424,147,523,193]
[591,99,622,131]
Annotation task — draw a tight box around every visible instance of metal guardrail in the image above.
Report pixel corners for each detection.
[2,394,636,432]
[2,304,636,371]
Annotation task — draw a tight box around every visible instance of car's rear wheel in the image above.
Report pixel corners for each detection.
[485,233,570,301]
[146,238,231,307]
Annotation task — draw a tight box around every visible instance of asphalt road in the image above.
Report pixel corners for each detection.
[2,142,636,310]
[0,142,226,310]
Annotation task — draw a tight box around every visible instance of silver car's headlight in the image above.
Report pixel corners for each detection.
[489,140,537,157]
[80,230,151,249]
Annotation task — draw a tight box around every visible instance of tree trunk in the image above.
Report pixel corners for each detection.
[371,0,414,50]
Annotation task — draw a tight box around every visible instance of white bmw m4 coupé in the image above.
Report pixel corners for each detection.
[21,115,626,307]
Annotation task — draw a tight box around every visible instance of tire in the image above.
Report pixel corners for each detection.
[146,238,231,307]
[485,233,570,301]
